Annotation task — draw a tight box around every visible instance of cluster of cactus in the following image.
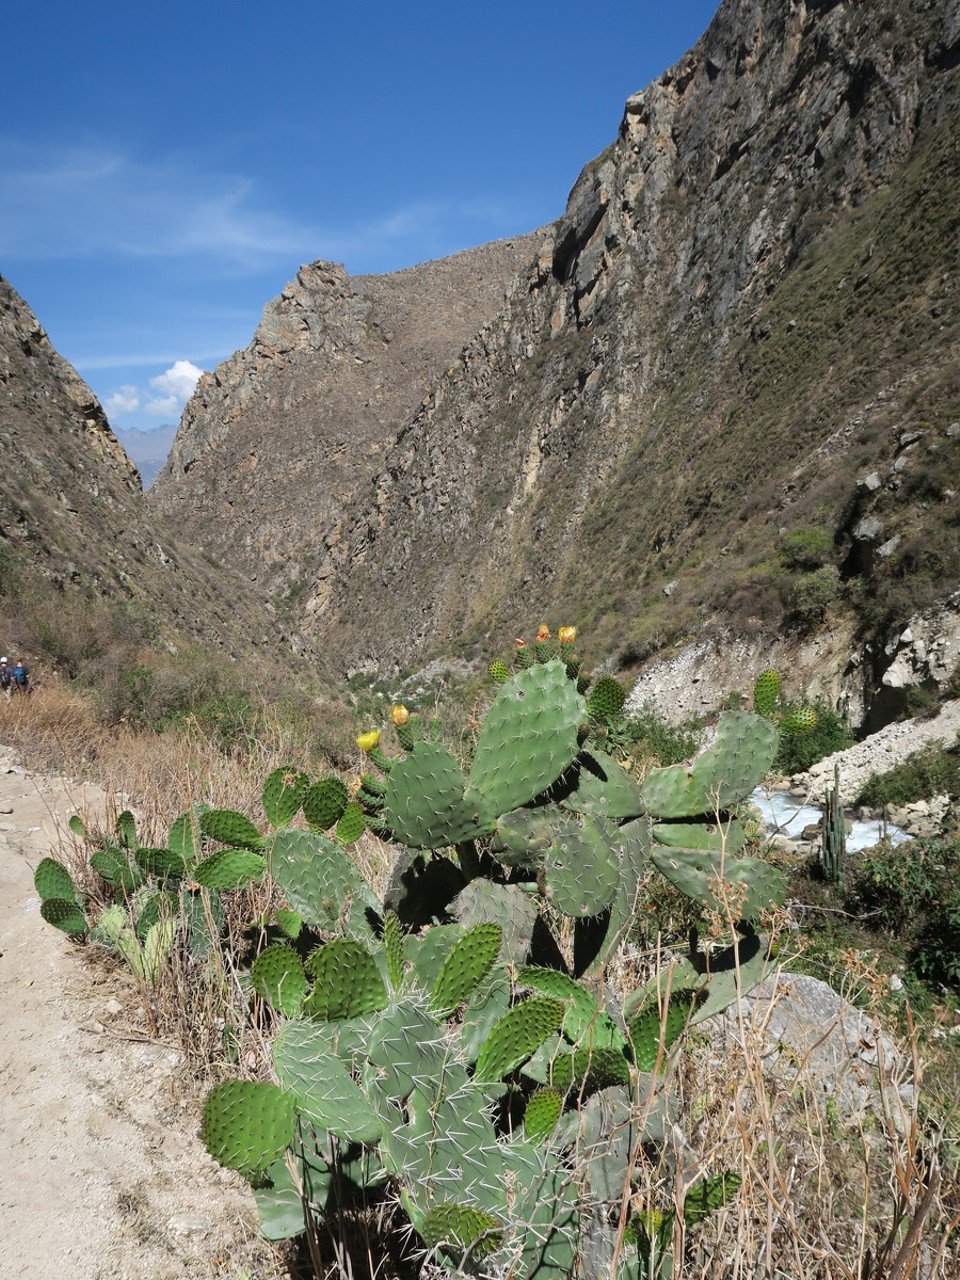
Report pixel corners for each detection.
[752,668,818,737]
[202,913,757,1277]
[351,647,784,974]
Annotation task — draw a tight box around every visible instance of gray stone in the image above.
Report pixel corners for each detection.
[853,515,883,543]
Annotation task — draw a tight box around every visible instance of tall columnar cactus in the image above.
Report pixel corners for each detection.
[821,762,846,886]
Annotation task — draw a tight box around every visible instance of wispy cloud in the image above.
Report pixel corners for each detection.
[0,138,525,275]
[0,140,322,270]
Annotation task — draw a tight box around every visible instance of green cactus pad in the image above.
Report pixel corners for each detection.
[34,858,78,903]
[166,807,205,863]
[135,846,188,879]
[561,749,646,820]
[586,675,627,723]
[200,808,265,850]
[271,828,380,942]
[429,922,502,1016]
[650,844,786,920]
[272,907,302,940]
[404,923,463,991]
[90,846,145,892]
[251,944,308,1017]
[302,776,350,831]
[489,804,561,868]
[303,938,388,1021]
[517,966,626,1052]
[469,661,585,815]
[201,1079,295,1179]
[753,668,781,718]
[474,995,565,1083]
[68,814,86,838]
[683,1170,742,1224]
[255,1152,331,1242]
[638,711,778,819]
[652,818,746,854]
[626,989,703,1071]
[627,932,772,1026]
[523,1087,564,1144]
[365,999,450,1101]
[495,1142,578,1280]
[383,910,405,991]
[381,740,495,850]
[781,706,818,734]
[262,767,308,828]
[459,970,511,1066]
[543,813,621,919]
[40,897,87,935]
[192,847,266,891]
[334,801,365,846]
[272,1020,382,1144]
[452,879,537,965]
[115,810,138,849]
[422,1203,504,1259]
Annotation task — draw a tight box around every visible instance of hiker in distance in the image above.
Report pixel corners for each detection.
[0,658,12,700]
[11,658,30,695]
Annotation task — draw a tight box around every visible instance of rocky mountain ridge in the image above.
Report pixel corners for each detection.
[151,236,541,599]
[144,0,959,731]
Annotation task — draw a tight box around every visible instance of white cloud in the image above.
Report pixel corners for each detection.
[104,385,140,415]
[150,359,202,402]
[145,395,180,417]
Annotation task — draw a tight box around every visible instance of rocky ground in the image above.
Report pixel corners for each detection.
[0,746,282,1280]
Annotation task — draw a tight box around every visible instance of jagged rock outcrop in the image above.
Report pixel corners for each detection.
[150,238,540,596]
[0,277,284,656]
[298,0,959,680]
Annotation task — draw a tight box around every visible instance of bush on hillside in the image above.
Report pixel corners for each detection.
[856,743,960,808]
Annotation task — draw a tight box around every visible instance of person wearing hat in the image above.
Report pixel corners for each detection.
[11,659,29,695]
[0,658,11,701]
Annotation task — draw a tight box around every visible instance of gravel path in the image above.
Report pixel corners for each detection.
[796,698,960,799]
[0,746,279,1280]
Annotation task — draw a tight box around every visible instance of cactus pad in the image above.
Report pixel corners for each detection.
[638,712,778,819]
[271,829,380,941]
[543,814,621,919]
[262,767,308,828]
[523,1087,564,1144]
[302,776,350,831]
[652,818,746,854]
[487,659,511,684]
[201,1080,295,1179]
[586,675,627,723]
[381,740,494,850]
[626,989,703,1071]
[304,938,388,1021]
[251,944,308,1017]
[135,846,188,879]
[517,966,625,1052]
[429,922,502,1016]
[272,1020,382,1144]
[561,749,646,820]
[683,1170,742,1224]
[753,669,781,718]
[421,1203,503,1260]
[383,910,405,991]
[200,808,265,850]
[452,879,537,965]
[192,847,266,891]
[474,995,565,1083]
[34,858,78,903]
[781,706,818,734]
[469,661,585,815]
[40,897,87,935]
[651,843,786,920]
[334,801,365,846]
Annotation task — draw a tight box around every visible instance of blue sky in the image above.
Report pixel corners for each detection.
[2,0,719,432]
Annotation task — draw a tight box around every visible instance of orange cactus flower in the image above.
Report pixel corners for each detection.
[356,730,381,753]
[536,625,550,642]
[558,626,577,645]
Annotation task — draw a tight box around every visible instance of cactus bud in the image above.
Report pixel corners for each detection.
[516,636,527,649]
[356,730,381,753]
[391,704,410,726]
[536,625,550,642]
[558,626,576,645]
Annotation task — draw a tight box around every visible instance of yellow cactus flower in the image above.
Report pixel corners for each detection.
[356,730,381,753]
[391,704,410,726]
[558,626,577,645]
[536,624,550,642]
[349,775,363,797]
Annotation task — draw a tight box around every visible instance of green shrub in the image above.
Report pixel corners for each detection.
[789,565,841,620]
[612,703,702,766]
[780,525,835,571]
[856,744,960,807]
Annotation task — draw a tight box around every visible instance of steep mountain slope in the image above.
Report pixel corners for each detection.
[150,237,540,599]
[0,277,286,659]
[301,0,959,679]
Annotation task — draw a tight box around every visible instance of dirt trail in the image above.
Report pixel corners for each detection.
[0,746,279,1280]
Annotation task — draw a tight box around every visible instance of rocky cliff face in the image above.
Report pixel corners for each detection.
[0,277,282,656]
[299,0,959,690]
[150,238,541,598]
[148,0,959,719]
